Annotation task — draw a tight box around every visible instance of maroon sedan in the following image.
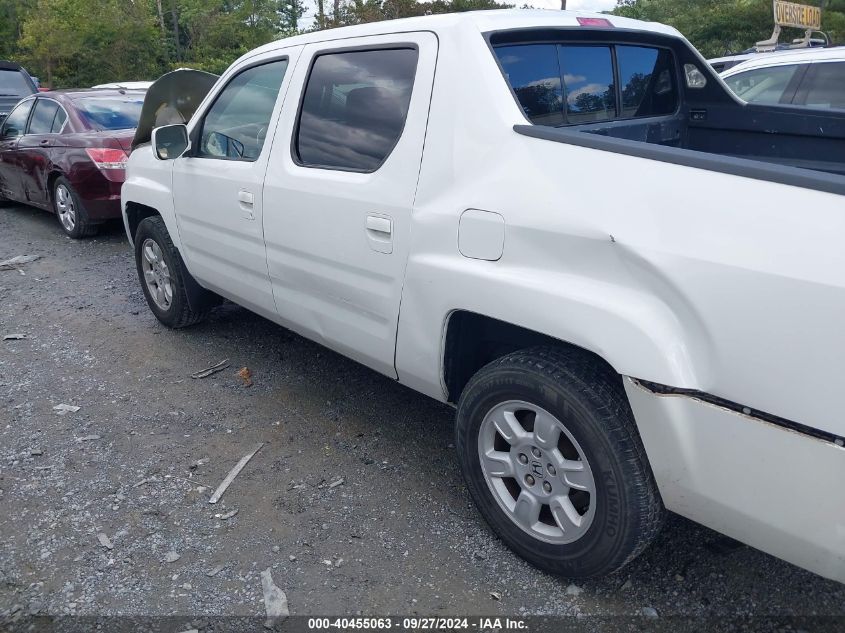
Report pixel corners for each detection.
[0,89,144,238]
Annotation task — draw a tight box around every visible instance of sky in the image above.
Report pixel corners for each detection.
[535,0,619,11]
[300,1,621,28]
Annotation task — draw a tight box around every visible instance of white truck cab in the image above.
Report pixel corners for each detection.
[122,10,845,583]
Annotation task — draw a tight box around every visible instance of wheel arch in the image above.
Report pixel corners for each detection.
[125,201,161,243]
[443,310,621,404]
[47,170,64,205]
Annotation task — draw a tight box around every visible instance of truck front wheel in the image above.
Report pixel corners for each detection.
[455,347,665,578]
[134,216,210,328]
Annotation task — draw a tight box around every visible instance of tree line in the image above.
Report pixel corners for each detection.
[0,0,843,88]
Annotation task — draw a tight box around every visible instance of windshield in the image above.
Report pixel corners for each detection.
[0,69,33,95]
[74,95,144,130]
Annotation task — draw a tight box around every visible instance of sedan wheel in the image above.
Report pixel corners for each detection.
[52,177,97,238]
[141,238,174,310]
[55,183,77,232]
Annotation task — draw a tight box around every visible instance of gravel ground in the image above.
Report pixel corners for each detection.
[1,203,843,630]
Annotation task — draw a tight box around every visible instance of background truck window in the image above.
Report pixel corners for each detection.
[295,48,418,172]
[803,62,845,110]
[723,64,799,105]
[198,59,288,161]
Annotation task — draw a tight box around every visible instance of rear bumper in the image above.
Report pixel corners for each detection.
[624,377,845,584]
[74,173,123,221]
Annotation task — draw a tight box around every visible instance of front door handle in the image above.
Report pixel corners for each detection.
[238,189,255,220]
[365,214,393,254]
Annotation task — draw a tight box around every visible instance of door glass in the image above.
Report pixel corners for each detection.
[559,46,616,124]
[198,59,288,161]
[494,44,564,126]
[28,99,60,134]
[295,48,418,171]
[617,46,677,118]
[724,65,799,104]
[802,62,845,110]
[51,106,68,133]
[1,100,34,137]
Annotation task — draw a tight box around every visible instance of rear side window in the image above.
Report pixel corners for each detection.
[723,65,799,105]
[28,99,60,134]
[802,62,845,110]
[494,43,678,126]
[52,106,67,133]
[198,59,288,161]
[295,48,418,172]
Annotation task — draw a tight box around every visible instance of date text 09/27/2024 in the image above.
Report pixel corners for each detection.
[307,618,528,630]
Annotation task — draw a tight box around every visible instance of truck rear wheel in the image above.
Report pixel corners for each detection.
[455,347,664,578]
[134,216,210,328]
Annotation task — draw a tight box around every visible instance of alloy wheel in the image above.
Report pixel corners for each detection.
[55,184,76,232]
[141,238,174,310]
[477,400,596,544]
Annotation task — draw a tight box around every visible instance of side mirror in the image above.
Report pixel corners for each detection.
[151,124,190,160]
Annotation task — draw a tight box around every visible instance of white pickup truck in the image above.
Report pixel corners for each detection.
[121,10,845,583]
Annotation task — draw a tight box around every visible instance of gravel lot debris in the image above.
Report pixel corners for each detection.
[1,206,843,631]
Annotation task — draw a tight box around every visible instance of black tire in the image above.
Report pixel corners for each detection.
[53,177,98,238]
[134,215,210,328]
[455,346,664,578]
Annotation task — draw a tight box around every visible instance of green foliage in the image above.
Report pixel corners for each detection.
[614,0,845,57]
[9,0,840,88]
[1,0,507,88]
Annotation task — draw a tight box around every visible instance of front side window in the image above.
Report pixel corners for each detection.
[295,48,418,171]
[28,99,60,135]
[802,62,845,110]
[723,64,799,105]
[1,99,34,137]
[198,60,288,161]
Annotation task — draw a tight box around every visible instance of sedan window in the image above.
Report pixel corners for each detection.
[75,96,143,131]
[723,64,800,105]
[28,99,60,135]
[52,106,67,133]
[1,99,34,137]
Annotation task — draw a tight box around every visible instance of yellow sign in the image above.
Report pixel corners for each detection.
[774,1,822,30]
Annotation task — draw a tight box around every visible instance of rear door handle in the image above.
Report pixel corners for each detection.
[238,189,255,220]
[366,215,391,235]
[365,214,393,254]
